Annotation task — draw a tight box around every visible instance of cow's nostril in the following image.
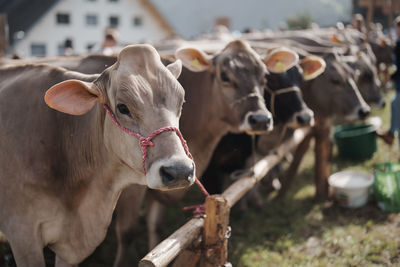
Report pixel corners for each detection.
[248,114,271,131]
[249,116,257,126]
[159,164,194,186]
[296,113,312,125]
[358,108,370,120]
[160,166,175,185]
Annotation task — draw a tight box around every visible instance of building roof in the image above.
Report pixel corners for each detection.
[139,0,176,36]
[0,0,58,45]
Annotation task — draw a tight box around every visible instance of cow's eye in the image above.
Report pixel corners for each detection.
[220,72,230,83]
[332,78,341,85]
[117,104,130,116]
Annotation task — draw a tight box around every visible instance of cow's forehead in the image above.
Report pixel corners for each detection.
[116,44,164,77]
[106,44,184,108]
[217,41,265,73]
[114,44,182,91]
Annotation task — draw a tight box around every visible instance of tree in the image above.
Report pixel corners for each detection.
[286,13,313,30]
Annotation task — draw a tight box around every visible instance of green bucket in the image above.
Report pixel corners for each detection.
[333,122,378,161]
[373,162,400,212]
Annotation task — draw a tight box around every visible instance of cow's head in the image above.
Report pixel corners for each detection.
[302,52,370,121]
[176,40,272,134]
[369,33,394,65]
[263,48,325,128]
[45,45,195,191]
[342,51,385,109]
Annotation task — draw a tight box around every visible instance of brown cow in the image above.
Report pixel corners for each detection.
[0,45,194,266]
[2,40,273,265]
[113,40,274,266]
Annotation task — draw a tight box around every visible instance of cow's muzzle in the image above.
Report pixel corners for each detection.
[240,110,273,134]
[160,162,195,188]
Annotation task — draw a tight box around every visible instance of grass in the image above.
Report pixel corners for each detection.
[1,91,400,266]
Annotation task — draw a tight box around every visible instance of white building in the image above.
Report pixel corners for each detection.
[3,0,353,57]
[152,0,352,39]
[7,0,174,57]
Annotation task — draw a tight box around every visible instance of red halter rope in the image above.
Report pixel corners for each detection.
[103,104,209,197]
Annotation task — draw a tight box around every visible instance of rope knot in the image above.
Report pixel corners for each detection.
[140,138,154,147]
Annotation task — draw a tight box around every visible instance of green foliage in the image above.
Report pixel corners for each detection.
[287,13,313,30]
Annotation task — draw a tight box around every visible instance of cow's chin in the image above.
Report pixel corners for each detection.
[286,116,315,129]
[343,109,362,122]
[245,130,270,135]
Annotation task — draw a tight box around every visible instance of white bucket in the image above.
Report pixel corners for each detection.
[328,171,374,208]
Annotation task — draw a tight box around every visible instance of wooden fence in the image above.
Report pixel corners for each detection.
[139,127,311,267]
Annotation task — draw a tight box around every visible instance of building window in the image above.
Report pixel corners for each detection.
[109,16,119,27]
[56,13,70,24]
[86,14,98,25]
[57,44,66,56]
[86,43,96,53]
[133,16,142,26]
[30,43,46,57]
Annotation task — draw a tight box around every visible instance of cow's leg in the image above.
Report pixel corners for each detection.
[113,184,147,267]
[8,238,45,267]
[146,199,165,250]
[55,256,77,267]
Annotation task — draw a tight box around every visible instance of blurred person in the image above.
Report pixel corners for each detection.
[352,13,366,33]
[378,16,400,145]
[64,38,74,56]
[101,28,120,55]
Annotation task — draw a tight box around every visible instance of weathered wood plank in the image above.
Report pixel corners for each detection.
[223,127,310,207]
[314,117,332,200]
[201,195,230,267]
[278,130,314,197]
[0,14,8,57]
[139,217,204,267]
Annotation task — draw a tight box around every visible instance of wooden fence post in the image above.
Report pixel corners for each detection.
[0,14,8,57]
[172,250,200,267]
[200,195,231,267]
[314,117,332,200]
[278,130,313,197]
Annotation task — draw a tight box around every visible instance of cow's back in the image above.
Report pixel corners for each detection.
[0,65,98,216]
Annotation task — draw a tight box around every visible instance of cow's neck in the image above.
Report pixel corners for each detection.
[51,104,142,262]
[180,71,232,175]
[54,165,138,263]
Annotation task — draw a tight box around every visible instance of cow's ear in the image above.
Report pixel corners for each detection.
[175,47,211,72]
[167,59,182,78]
[329,34,342,44]
[379,37,387,46]
[264,48,299,73]
[300,56,326,81]
[45,80,101,115]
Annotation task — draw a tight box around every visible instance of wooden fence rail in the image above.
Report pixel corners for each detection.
[139,127,310,267]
